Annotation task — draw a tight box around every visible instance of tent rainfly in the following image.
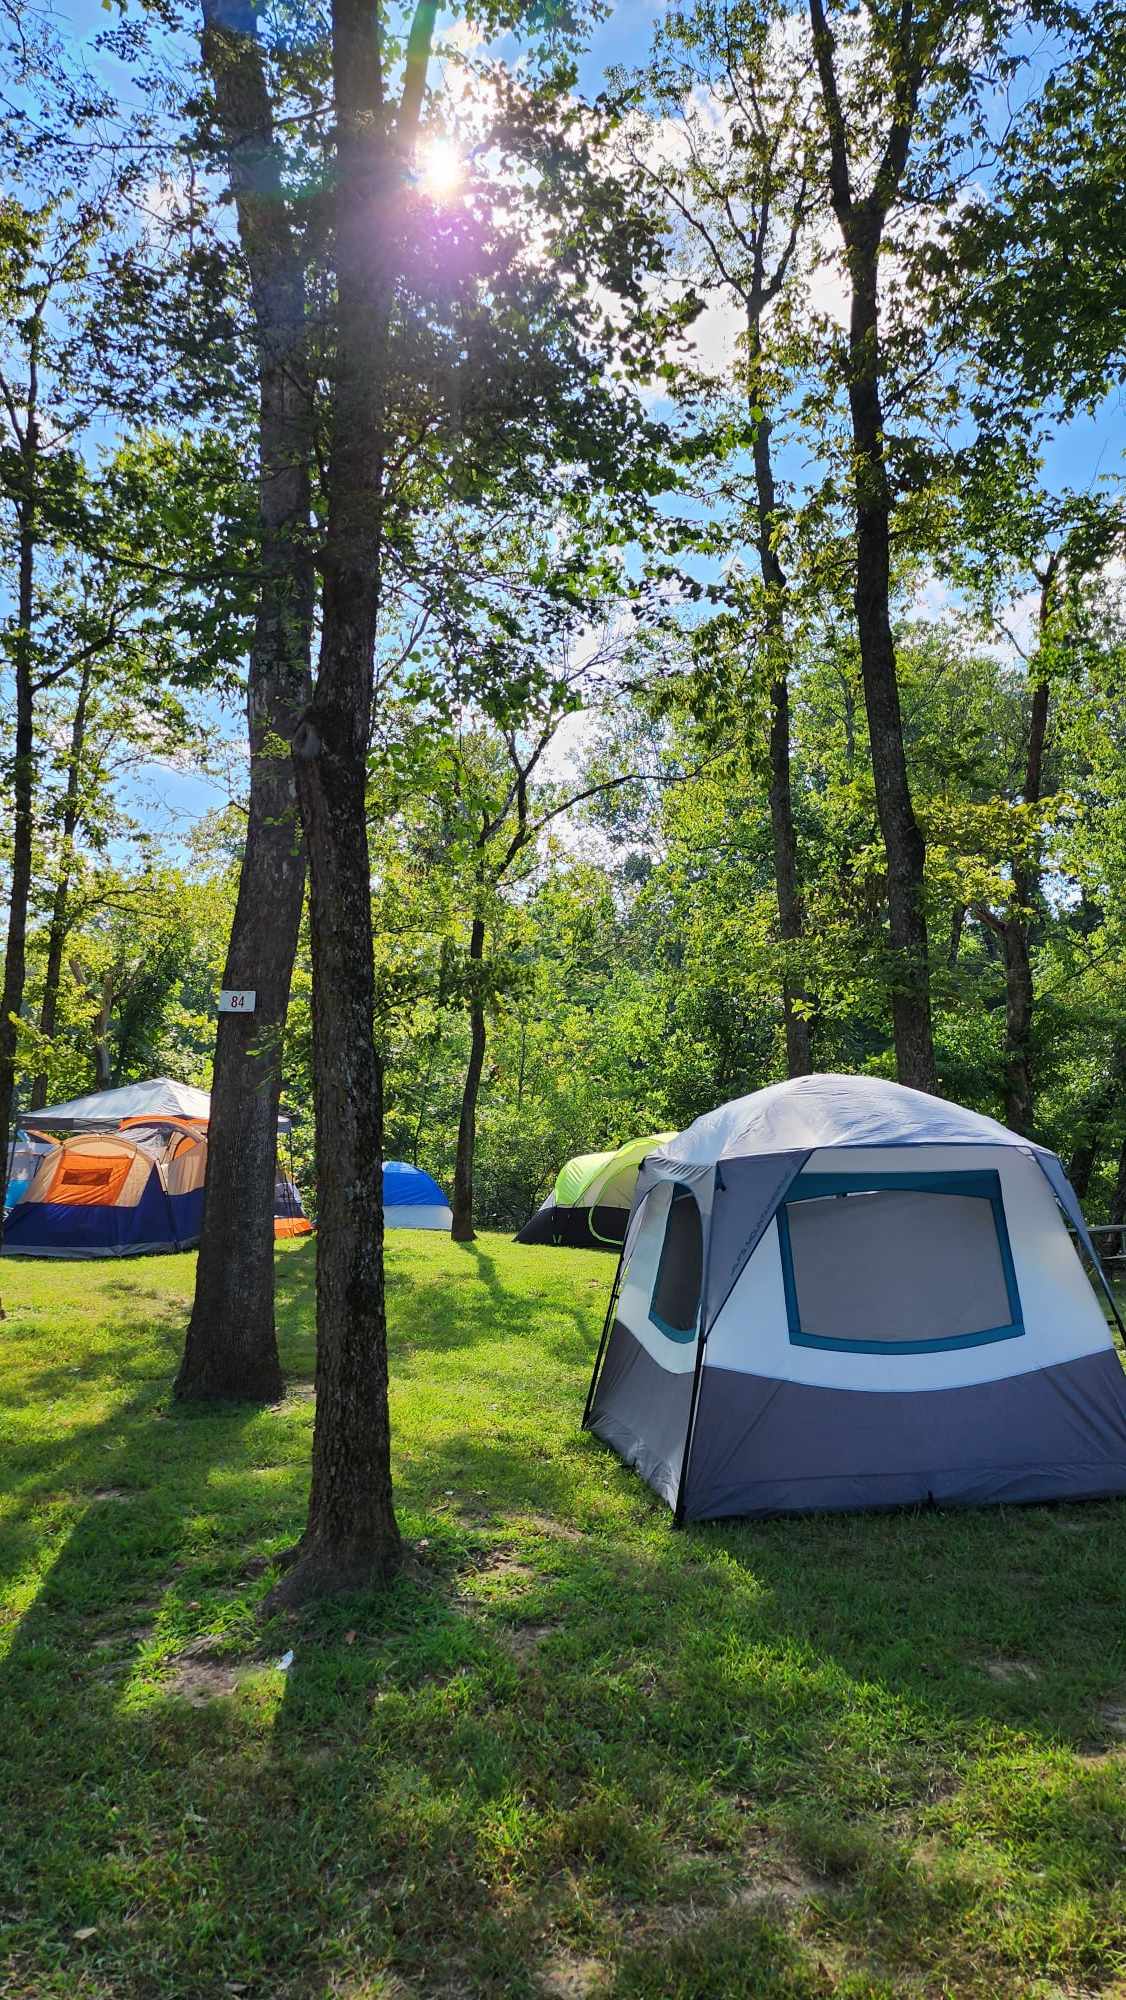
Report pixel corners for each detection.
[28,1077,291,1131]
[383,1160,452,1230]
[583,1074,1126,1522]
[516,1134,675,1249]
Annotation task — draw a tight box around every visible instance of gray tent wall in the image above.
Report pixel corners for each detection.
[584,1152,811,1516]
[584,1139,1126,1523]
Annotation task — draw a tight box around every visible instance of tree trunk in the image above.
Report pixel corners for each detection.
[175,0,315,1403]
[29,656,93,1114]
[92,970,114,1087]
[845,235,935,1092]
[1068,1131,1100,1203]
[807,0,935,1091]
[1108,1136,1126,1261]
[267,0,440,1603]
[1000,915,1035,1135]
[450,916,486,1241]
[0,488,39,1233]
[1001,590,1052,1137]
[747,331,812,1078]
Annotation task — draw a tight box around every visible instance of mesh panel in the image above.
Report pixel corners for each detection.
[649,1188,703,1339]
[784,1188,1012,1343]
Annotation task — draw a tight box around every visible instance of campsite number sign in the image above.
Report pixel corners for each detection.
[218,989,257,1014]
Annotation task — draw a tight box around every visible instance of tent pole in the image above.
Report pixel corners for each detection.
[673,1321,708,1530]
[673,1165,721,1529]
[1089,1246,1126,1345]
[582,1238,626,1430]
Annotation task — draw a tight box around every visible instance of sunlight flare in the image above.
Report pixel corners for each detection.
[419,135,463,200]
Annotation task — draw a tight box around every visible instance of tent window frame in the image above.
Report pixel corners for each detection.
[775,1168,1024,1355]
[648,1183,704,1344]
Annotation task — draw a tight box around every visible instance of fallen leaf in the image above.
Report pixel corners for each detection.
[74,1926,97,1942]
[343,1630,357,1645]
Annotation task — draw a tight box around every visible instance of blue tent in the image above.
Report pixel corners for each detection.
[384,1161,452,1229]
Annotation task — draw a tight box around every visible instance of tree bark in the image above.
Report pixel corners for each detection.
[1000,567,1054,1137]
[29,655,93,1113]
[744,309,812,1075]
[843,236,935,1091]
[1067,1129,1100,1203]
[752,391,812,1077]
[175,0,315,1404]
[269,0,438,1604]
[808,0,936,1092]
[92,970,114,1088]
[450,915,486,1240]
[1110,1136,1126,1238]
[0,391,40,1233]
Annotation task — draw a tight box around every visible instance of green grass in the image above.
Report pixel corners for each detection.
[0,1235,1124,1999]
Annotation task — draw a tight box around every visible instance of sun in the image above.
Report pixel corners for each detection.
[419,135,463,200]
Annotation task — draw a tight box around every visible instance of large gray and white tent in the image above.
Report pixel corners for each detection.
[583,1074,1126,1522]
[27,1077,292,1132]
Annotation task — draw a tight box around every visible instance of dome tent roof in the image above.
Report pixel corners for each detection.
[30,1076,292,1133]
[659,1073,1052,1166]
[383,1160,448,1207]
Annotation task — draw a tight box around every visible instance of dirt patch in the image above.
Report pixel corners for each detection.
[473,1551,538,1585]
[732,1859,820,1909]
[980,1656,1040,1684]
[87,1488,134,1503]
[499,1622,560,1664]
[538,1952,605,1998]
[165,1636,259,1706]
[286,1382,316,1402]
[519,1513,584,1545]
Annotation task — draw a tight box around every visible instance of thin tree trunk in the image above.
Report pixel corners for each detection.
[844,238,935,1091]
[176,0,315,1404]
[450,915,486,1241]
[29,655,93,1113]
[0,452,39,1232]
[808,0,936,1091]
[92,971,114,1087]
[1067,1130,1100,1204]
[748,322,812,1077]
[1107,1136,1126,1261]
[269,0,439,1604]
[1000,567,1054,1137]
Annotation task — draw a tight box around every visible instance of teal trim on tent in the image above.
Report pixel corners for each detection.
[776,1168,1024,1355]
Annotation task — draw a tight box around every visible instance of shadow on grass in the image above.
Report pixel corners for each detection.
[1,1242,1124,1997]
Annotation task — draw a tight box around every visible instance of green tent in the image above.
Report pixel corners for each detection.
[516,1134,674,1249]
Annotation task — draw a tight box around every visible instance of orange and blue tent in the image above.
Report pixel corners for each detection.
[3,1078,311,1256]
[3,1117,208,1258]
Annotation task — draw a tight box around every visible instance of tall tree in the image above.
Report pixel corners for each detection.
[805,0,939,1090]
[633,0,818,1074]
[175,0,315,1405]
[269,0,443,1603]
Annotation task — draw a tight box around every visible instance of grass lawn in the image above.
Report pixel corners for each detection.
[1,1233,1125,1999]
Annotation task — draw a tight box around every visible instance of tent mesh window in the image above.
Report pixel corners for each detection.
[648,1185,704,1342]
[776,1169,1024,1354]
